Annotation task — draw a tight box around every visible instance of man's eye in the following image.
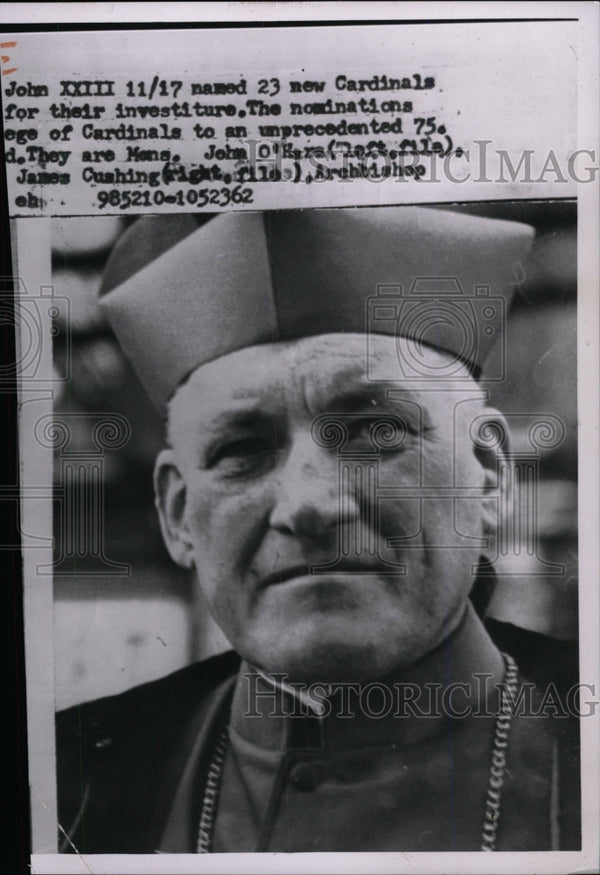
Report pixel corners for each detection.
[346,416,412,451]
[208,437,273,471]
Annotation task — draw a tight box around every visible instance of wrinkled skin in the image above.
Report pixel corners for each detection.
[155,334,504,683]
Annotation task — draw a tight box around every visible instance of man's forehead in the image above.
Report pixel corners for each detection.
[175,335,397,402]
[184,334,369,389]
[169,334,478,424]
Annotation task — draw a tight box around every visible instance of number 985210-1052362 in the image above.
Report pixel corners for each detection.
[96,186,255,209]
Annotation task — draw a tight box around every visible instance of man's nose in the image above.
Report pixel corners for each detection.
[269,434,360,539]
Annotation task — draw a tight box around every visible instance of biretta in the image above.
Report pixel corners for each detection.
[99,207,534,410]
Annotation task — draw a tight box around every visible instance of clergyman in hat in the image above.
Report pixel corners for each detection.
[56,206,580,853]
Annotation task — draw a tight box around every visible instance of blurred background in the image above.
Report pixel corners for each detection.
[51,201,578,710]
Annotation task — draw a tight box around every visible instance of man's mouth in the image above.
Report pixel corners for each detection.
[260,561,392,588]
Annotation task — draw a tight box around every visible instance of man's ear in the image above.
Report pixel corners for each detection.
[153,449,195,569]
[472,407,512,550]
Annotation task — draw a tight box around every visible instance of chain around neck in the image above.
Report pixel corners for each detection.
[197,652,519,853]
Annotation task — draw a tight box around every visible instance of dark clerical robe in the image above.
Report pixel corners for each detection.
[57,606,580,853]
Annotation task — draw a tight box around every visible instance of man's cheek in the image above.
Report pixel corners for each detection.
[377,498,425,544]
[454,498,486,541]
[186,486,251,543]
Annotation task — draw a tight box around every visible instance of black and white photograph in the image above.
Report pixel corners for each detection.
[52,200,581,856]
[1,4,598,874]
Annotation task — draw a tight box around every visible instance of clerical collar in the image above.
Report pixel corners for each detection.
[229,603,505,751]
[253,665,329,716]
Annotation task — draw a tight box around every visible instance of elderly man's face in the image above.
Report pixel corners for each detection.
[158,334,498,683]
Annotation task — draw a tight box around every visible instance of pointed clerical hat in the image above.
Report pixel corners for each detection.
[99,207,534,410]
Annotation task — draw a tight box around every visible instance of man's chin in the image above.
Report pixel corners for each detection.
[246,624,412,686]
